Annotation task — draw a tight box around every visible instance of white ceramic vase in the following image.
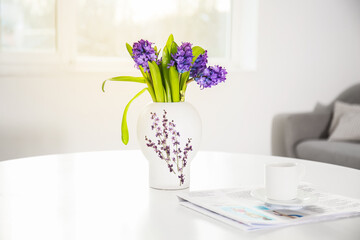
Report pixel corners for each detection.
[137,102,201,190]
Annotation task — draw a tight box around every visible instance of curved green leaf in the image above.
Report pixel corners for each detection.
[192,46,205,63]
[148,61,165,102]
[161,46,171,67]
[126,43,133,57]
[121,88,148,145]
[102,77,145,92]
[170,41,178,55]
[166,34,174,50]
[161,46,172,102]
[179,71,190,93]
[169,66,180,102]
[139,66,156,102]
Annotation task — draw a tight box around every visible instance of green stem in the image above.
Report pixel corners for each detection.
[178,73,182,88]
[179,72,190,102]
[145,79,156,102]
[186,78,194,84]
[138,66,156,102]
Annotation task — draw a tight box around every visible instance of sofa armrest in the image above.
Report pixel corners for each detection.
[271,112,331,158]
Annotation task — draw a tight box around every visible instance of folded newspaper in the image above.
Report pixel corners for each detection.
[177,185,360,231]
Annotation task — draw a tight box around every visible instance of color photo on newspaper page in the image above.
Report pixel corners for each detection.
[177,185,360,231]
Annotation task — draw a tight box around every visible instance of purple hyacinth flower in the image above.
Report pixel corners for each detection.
[132,39,158,72]
[190,50,208,78]
[194,65,227,89]
[168,42,193,73]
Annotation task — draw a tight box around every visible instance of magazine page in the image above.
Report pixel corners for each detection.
[177,185,360,231]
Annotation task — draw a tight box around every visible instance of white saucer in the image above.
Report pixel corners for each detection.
[250,188,318,208]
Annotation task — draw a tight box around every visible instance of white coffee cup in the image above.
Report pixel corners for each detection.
[265,162,305,201]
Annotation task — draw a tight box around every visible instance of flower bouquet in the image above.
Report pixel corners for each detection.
[102,34,227,145]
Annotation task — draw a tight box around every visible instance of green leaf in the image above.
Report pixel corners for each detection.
[163,89,168,102]
[166,34,174,50]
[161,46,172,102]
[138,65,147,79]
[161,46,171,68]
[191,46,205,63]
[169,66,180,102]
[179,71,190,92]
[156,48,161,56]
[170,41,178,55]
[139,66,157,102]
[126,43,133,57]
[121,88,148,145]
[148,61,165,102]
[102,76,145,92]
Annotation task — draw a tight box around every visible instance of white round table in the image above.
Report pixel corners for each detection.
[0,151,359,240]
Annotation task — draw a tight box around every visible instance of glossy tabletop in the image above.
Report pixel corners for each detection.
[0,151,359,240]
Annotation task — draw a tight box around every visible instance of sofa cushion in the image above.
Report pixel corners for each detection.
[329,101,360,134]
[296,140,360,169]
[329,112,360,142]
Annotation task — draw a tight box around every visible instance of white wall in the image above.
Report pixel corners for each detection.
[1,0,360,160]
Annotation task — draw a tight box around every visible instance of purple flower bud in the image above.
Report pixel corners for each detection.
[195,65,227,89]
[132,39,158,72]
[168,42,194,73]
[168,164,174,172]
[190,50,208,78]
[178,174,185,184]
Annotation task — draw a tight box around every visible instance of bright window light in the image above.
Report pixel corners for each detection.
[0,0,259,72]
[0,0,56,52]
[76,0,232,58]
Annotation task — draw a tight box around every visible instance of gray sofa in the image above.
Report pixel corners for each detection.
[271,83,360,169]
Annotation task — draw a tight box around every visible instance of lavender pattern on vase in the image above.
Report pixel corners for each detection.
[144,110,193,186]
